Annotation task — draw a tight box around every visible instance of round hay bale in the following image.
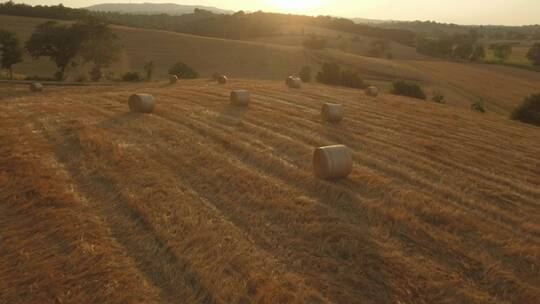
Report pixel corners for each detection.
[321,103,344,122]
[217,75,228,84]
[313,145,353,180]
[230,90,250,106]
[169,74,178,84]
[128,94,155,113]
[29,82,43,92]
[286,76,302,89]
[365,86,379,97]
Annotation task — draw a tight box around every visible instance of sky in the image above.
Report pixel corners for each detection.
[7,0,540,26]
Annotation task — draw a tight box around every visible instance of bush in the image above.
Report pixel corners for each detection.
[391,80,426,100]
[470,45,486,62]
[471,100,486,113]
[122,71,143,82]
[340,70,365,88]
[299,66,312,83]
[432,90,445,103]
[168,62,198,79]
[511,94,540,126]
[526,43,540,65]
[316,62,365,89]
[316,62,341,85]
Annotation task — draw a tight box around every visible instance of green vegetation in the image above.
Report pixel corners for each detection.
[491,44,513,62]
[0,30,23,79]
[471,101,486,113]
[122,71,143,82]
[391,80,426,100]
[168,62,198,79]
[316,62,365,89]
[527,43,540,65]
[0,1,416,45]
[469,45,486,61]
[453,43,474,60]
[26,21,86,80]
[25,19,121,80]
[511,94,540,126]
[78,19,122,81]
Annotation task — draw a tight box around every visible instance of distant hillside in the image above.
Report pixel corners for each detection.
[86,2,233,15]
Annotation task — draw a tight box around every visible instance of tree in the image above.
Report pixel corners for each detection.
[168,62,198,79]
[77,19,122,81]
[316,62,341,85]
[26,21,85,80]
[526,43,540,66]
[491,44,512,62]
[452,43,473,60]
[470,45,486,62]
[391,80,426,100]
[0,30,23,79]
[511,93,540,126]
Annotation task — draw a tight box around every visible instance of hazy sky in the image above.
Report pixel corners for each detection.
[8,0,540,25]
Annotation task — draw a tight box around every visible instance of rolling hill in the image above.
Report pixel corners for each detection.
[86,2,233,15]
[1,79,539,303]
[1,14,540,115]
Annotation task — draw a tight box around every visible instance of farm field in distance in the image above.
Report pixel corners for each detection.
[1,79,539,303]
[2,14,540,116]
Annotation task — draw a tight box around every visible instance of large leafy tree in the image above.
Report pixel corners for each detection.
[526,43,540,66]
[26,21,85,80]
[26,19,121,81]
[0,30,23,79]
[469,45,486,62]
[76,18,122,81]
[491,44,512,62]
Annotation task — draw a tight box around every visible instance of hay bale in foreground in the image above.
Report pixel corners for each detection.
[313,145,353,180]
[29,82,43,92]
[230,90,250,106]
[217,75,228,84]
[169,74,178,84]
[365,86,379,97]
[286,76,302,89]
[128,94,155,113]
[321,103,344,122]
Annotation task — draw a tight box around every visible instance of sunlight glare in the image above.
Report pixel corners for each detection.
[270,0,325,13]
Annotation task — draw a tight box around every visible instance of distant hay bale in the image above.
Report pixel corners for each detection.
[29,82,43,92]
[128,94,155,113]
[217,75,228,84]
[365,86,379,97]
[169,74,178,84]
[313,145,353,180]
[230,90,250,106]
[286,76,302,88]
[321,103,344,122]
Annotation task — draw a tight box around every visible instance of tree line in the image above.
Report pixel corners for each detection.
[0,19,121,80]
[0,1,417,45]
[415,31,540,65]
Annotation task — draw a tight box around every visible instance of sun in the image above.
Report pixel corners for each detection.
[270,0,325,13]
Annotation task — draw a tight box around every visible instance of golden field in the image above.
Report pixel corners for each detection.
[1,79,539,303]
[2,14,540,115]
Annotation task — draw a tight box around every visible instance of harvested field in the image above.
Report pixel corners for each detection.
[1,79,539,304]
